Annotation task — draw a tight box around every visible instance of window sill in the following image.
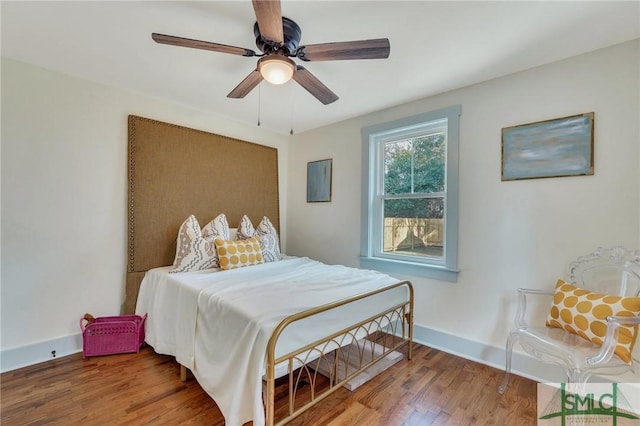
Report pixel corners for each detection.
[360,256,459,282]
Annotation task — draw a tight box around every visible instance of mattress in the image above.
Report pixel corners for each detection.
[135,256,407,426]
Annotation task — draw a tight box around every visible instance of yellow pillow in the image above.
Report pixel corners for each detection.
[546,279,640,363]
[214,237,264,270]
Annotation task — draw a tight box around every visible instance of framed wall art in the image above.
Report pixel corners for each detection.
[501,112,594,181]
[307,159,332,202]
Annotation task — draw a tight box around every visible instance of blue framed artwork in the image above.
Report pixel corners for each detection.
[307,159,332,202]
[501,112,594,181]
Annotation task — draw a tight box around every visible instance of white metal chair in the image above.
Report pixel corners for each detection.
[499,246,640,394]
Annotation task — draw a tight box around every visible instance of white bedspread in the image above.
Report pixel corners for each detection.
[135,257,407,426]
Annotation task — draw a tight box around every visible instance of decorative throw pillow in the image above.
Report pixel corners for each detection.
[256,215,278,237]
[546,279,640,363]
[214,237,264,270]
[237,214,256,240]
[170,213,230,273]
[202,213,230,240]
[236,215,281,262]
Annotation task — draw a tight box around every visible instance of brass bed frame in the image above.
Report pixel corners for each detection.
[127,115,413,425]
[264,280,413,425]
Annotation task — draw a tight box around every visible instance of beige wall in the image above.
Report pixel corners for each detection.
[0,58,288,364]
[2,39,639,376]
[286,40,640,378]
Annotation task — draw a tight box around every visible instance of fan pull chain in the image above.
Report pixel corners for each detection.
[289,83,294,135]
[257,85,261,127]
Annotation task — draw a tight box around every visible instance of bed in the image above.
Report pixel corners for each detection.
[126,116,414,425]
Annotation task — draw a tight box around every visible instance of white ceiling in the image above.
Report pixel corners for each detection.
[2,1,639,135]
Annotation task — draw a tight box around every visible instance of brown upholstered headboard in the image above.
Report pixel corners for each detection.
[124,115,279,313]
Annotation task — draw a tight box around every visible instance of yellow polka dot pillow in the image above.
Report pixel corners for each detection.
[546,279,640,363]
[214,236,264,270]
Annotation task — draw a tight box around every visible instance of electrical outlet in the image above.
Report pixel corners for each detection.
[51,350,56,358]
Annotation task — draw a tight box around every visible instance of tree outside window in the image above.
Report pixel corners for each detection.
[382,132,445,259]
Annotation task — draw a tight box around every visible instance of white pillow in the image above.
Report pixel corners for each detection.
[170,213,230,273]
[237,215,281,262]
[237,215,256,239]
[202,213,230,240]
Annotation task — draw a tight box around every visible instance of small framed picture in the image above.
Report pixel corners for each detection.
[307,159,332,202]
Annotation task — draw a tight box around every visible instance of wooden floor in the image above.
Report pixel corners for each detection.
[1,343,537,425]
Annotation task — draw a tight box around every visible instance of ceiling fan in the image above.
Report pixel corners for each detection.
[152,0,390,105]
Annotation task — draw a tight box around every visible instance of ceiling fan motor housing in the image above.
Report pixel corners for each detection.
[253,17,301,55]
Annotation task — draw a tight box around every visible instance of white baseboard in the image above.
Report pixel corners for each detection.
[1,333,83,373]
[0,324,566,380]
[411,323,565,384]
[4,324,637,384]
[412,324,640,384]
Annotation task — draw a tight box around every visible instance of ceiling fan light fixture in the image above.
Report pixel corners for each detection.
[258,55,296,85]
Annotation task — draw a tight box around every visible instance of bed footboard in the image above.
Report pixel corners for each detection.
[264,280,414,426]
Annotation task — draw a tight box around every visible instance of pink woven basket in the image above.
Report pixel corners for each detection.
[80,314,147,358]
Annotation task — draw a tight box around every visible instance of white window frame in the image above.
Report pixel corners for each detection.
[360,105,461,282]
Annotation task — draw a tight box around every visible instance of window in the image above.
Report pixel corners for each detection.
[360,105,461,282]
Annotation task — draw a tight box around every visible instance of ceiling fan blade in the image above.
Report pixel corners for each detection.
[227,70,264,99]
[152,33,256,57]
[292,66,338,105]
[297,38,390,61]
[252,0,284,44]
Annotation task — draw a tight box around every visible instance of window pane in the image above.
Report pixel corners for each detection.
[413,133,445,193]
[382,197,444,258]
[384,140,412,195]
[384,133,445,195]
